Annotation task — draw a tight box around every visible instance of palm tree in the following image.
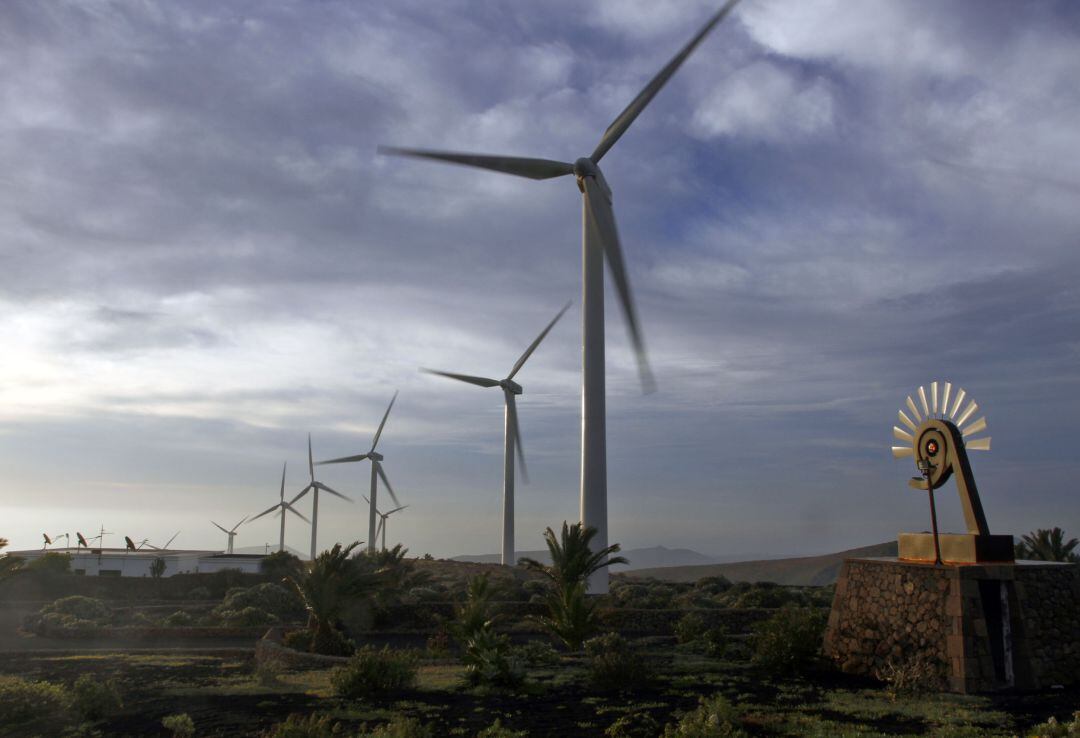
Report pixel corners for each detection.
[0,538,24,581]
[452,573,500,643]
[285,541,385,655]
[1016,528,1079,563]
[519,521,628,593]
[534,581,596,651]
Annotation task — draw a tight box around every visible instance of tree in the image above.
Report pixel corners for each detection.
[260,550,305,581]
[285,541,386,655]
[519,522,628,651]
[0,538,24,581]
[150,557,167,579]
[1016,528,1079,563]
[452,573,499,644]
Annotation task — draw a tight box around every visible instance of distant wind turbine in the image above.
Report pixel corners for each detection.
[291,435,352,561]
[316,392,401,553]
[380,1,740,592]
[363,495,408,552]
[250,462,310,553]
[211,516,248,555]
[422,302,569,565]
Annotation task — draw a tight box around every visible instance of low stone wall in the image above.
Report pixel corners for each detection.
[823,557,1080,693]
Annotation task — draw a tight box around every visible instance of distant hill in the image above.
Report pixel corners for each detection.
[623,541,899,586]
[452,545,718,571]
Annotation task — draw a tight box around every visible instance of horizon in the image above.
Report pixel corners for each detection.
[3,0,1080,558]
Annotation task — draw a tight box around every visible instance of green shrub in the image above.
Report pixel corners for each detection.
[0,674,69,726]
[187,585,212,599]
[215,605,280,627]
[462,628,525,689]
[42,595,110,622]
[475,718,528,738]
[875,652,946,698]
[675,612,707,644]
[283,628,314,652]
[263,712,341,737]
[131,610,158,626]
[163,610,196,627]
[1026,711,1080,738]
[606,711,661,738]
[26,552,73,574]
[584,632,654,691]
[751,606,826,672]
[72,674,123,720]
[217,583,305,621]
[513,639,560,667]
[331,646,418,698]
[312,625,355,657]
[162,712,196,738]
[362,715,435,737]
[425,629,451,658]
[662,694,747,737]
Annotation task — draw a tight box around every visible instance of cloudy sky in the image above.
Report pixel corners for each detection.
[2,0,1078,559]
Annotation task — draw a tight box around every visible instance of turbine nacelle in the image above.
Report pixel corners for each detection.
[500,379,523,395]
[368,450,384,462]
[573,158,611,200]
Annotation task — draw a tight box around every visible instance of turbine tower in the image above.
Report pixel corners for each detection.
[291,435,352,561]
[250,462,310,553]
[364,496,408,552]
[211,516,248,555]
[316,392,401,553]
[379,1,739,592]
[422,302,569,565]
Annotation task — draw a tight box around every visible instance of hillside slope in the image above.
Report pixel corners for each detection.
[623,541,898,586]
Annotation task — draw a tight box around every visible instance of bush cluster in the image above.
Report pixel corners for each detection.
[0,674,69,727]
[330,646,418,698]
[71,673,123,720]
[163,712,197,738]
[584,632,654,691]
[662,694,747,737]
[28,595,112,635]
[1026,711,1080,738]
[462,628,525,689]
[213,582,304,626]
[751,606,826,672]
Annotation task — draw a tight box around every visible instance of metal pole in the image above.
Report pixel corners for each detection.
[581,198,608,594]
[310,488,319,562]
[368,463,379,553]
[926,466,943,566]
[502,397,515,566]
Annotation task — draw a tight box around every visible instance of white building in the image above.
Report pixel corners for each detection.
[9,548,267,577]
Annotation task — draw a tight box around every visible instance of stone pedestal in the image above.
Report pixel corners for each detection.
[823,557,1080,693]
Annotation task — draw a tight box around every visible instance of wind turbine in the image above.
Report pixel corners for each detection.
[250,462,310,553]
[211,516,247,555]
[363,496,408,552]
[422,302,569,565]
[316,392,401,553]
[291,435,352,561]
[380,2,740,592]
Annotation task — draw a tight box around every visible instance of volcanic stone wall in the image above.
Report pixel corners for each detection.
[823,557,1080,693]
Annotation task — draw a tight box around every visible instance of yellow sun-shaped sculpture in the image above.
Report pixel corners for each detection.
[891,380,991,459]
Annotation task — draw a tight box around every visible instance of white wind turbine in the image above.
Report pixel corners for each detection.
[316,392,401,554]
[250,462,310,553]
[363,496,408,552]
[380,1,739,592]
[422,302,570,566]
[211,516,248,555]
[291,435,353,561]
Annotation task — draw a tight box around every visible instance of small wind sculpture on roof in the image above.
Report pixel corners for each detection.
[890,381,1012,564]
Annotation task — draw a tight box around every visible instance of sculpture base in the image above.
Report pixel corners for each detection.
[898,533,1015,564]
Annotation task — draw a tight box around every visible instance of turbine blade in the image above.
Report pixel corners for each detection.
[387,505,408,515]
[966,436,991,451]
[376,516,385,540]
[280,461,287,502]
[590,0,740,163]
[377,146,574,180]
[285,504,311,524]
[420,368,500,388]
[892,446,914,458]
[212,522,229,534]
[317,453,370,465]
[956,400,978,427]
[308,434,315,480]
[893,426,914,443]
[581,175,655,393]
[164,532,180,548]
[250,505,279,522]
[232,516,247,531]
[918,385,929,417]
[376,463,401,508]
[905,395,923,424]
[315,481,353,503]
[898,409,917,432]
[941,382,952,419]
[931,381,938,414]
[507,301,572,380]
[371,390,398,451]
[961,416,987,437]
[950,388,966,419]
[289,484,314,506]
[362,495,371,505]
[506,391,528,483]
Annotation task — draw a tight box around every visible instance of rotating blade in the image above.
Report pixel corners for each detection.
[966,437,991,451]
[506,391,528,483]
[375,462,401,508]
[284,503,311,524]
[918,385,929,417]
[961,416,987,437]
[892,446,914,458]
[315,481,353,503]
[581,175,655,392]
[591,0,740,163]
[307,434,315,480]
[386,505,408,516]
[211,521,229,535]
[893,426,914,443]
[508,301,572,380]
[377,146,574,180]
[317,453,370,465]
[931,381,938,414]
[421,368,500,388]
[279,461,287,501]
[950,388,966,419]
[232,516,247,532]
[941,382,952,419]
[249,504,280,522]
[898,409,917,432]
[956,400,978,427]
[905,395,923,424]
[375,516,385,540]
[371,390,398,451]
